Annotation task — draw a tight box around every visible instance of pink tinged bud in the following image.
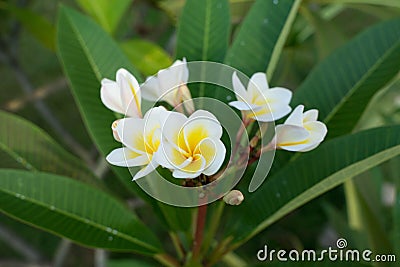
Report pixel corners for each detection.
[223,190,244,205]
[112,119,121,142]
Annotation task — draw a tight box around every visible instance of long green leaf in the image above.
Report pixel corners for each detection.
[292,19,400,138]
[315,0,400,9]
[56,5,145,196]
[0,169,162,254]
[176,0,230,62]
[0,111,102,188]
[224,0,301,78]
[76,0,132,35]
[225,125,400,245]
[56,6,191,232]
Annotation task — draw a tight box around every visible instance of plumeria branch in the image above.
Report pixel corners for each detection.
[100,59,328,267]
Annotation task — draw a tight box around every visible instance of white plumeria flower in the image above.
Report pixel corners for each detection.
[106,107,167,180]
[100,68,142,118]
[141,58,194,112]
[275,105,327,152]
[155,110,226,179]
[229,72,292,122]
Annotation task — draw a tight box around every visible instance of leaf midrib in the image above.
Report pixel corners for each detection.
[243,143,400,243]
[201,0,212,61]
[0,185,159,252]
[0,143,36,171]
[323,38,400,123]
[266,0,302,79]
[64,10,103,82]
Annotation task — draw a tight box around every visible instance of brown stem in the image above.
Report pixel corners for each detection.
[192,203,208,260]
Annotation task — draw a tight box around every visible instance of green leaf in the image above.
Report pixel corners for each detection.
[76,0,132,35]
[292,19,400,138]
[4,4,55,50]
[120,39,172,76]
[56,5,144,195]
[315,0,400,9]
[224,0,301,78]
[0,169,163,254]
[0,111,102,189]
[225,125,400,244]
[56,6,192,232]
[176,0,230,62]
[176,0,230,99]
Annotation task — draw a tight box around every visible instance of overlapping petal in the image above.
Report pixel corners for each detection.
[156,109,226,178]
[229,72,292,122]
[100,68,142,118]
[141,58,192,108]
[106,107,168,180]
[275,105,328,152]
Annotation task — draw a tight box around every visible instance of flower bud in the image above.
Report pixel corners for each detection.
[223,190,244,205]
[111,119,121,142]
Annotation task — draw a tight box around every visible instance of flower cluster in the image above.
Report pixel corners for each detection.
[229,72,328,152]
[101,59,327,183]
[101,59,225,180]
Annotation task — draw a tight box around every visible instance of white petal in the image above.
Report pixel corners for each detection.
[303,109,319,122]
[232,72,248,102]
[106,147,149,167]
[267,104,292,121]
[186,110,223,139]
[297,142,320,152]
[153,143,173,169]
[250,109,283,122]
[172,156,206,179]
[275,124,312,151]
[248,72,269,100]
[172,168,201,179]
[267,87,292,104]
[132,160,158,180]
[284,105,304,126]
[175,58,189,83]
[117,68,142,117]
[116,118,146,154]
[202,139,226,176]
[154,141,188,170]
[141,76,161,102]
[302,121,328,148]
[160,111,187,146]
[229,101,259,111]
[157,69,180,97]
[100,79,124,114]
[143,106,167,132]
